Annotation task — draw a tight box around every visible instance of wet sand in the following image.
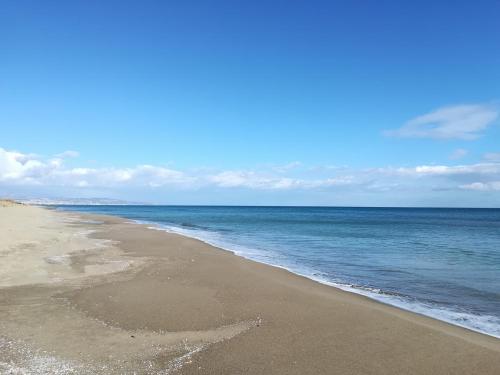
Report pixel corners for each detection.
[1,203,499,374]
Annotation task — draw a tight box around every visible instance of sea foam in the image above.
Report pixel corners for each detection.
[138,220,500,339]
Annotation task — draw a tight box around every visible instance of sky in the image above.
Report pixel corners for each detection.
[1,0,500,206]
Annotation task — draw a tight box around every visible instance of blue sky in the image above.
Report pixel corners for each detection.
[1,0,500,206]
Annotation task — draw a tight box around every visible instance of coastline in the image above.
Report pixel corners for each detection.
[132,216,500,339]
[1,204,499,374]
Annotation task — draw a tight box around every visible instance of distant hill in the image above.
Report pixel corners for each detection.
[16,197,150,206]
[0,199,23,207]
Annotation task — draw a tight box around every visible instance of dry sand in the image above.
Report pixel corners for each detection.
[1,202,499,374]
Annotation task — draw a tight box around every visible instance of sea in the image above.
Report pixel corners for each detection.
[56,205,500,338]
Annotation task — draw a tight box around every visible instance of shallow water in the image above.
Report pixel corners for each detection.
[57,205,500,338]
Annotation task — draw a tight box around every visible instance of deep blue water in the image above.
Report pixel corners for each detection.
[57,205,500,338]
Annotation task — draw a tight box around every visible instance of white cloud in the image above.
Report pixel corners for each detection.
[0,147,192,188]
[0,148,47,182]
[208,170,354,190]
[414,163,500,176]
[209,171,302,190]
[376,163,500,177]
[52,165,193,188]
[2,147,500,198]
[385,104,498,140]
[484,152,500,162]
[364,162,500,195]
[449,148,468,160]
[55,150,80,159]
[459,182,500,191]
[209,171,282,189]
[0,148,357,192]
[271,161,302,173]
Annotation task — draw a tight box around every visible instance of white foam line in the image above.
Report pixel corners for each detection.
[133,220,500,339]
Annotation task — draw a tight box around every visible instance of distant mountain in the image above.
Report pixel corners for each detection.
[18,197,150,206]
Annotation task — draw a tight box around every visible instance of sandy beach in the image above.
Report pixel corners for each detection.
[1,202,499,374]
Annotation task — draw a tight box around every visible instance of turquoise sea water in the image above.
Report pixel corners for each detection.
[57,205,500,338]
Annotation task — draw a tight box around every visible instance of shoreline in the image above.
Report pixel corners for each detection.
[1,204,500,374]
[93,214,500,340]
[118,216,500,342]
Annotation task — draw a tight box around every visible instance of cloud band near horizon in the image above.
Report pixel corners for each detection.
[2,147,500,197]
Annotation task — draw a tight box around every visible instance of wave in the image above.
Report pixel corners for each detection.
[134,219,500,339]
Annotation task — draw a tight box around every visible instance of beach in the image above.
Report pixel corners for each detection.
[1,203,500,374]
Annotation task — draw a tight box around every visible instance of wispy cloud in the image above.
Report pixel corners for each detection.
[54,150,80,159]
[385,104,498,140]
[376,163,500,179]
[484,152,500,162]
[271,161,302,173]
[449,148,468,160]
[209,171,293,189]
[208,170,353,190]
[459,182,500,191]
